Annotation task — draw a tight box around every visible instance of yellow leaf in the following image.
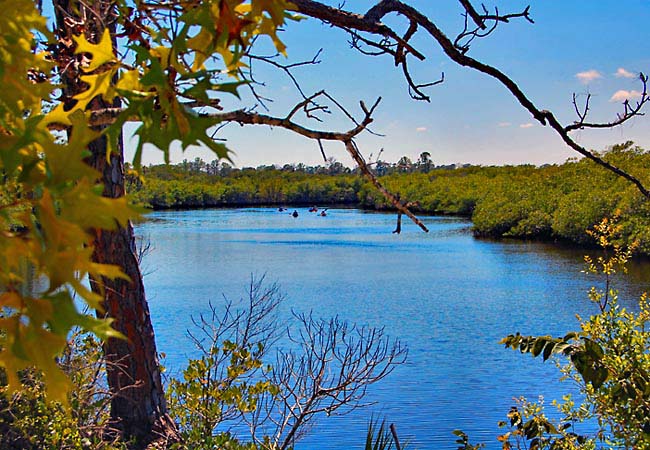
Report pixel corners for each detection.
[69,279,103,311]
[172,99,190,135]
[60,182,136,229]
[234,3,252,14]
[187,29,213,71]
[150,45,186,74]
[0,319,71,405]
[25,297,54,326]
[88,262,130,282]
[44,128,99,185]
[150,46,172,67]
[25,327,70,404]
[116,69,147,94]
[73,28,115,72]
[90,317,125,340]
[44,103,72,127]
[76,70,116,110]
[44,72,116,126]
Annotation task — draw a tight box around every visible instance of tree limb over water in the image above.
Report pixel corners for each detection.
[289,0,650,199]
[48,1,650,222]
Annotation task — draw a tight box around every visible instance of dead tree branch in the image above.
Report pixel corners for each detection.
[209,95,430,232]
[565,73,649,132]
[47,89,429,232]
[53,0,650,213]
[173,278,407,449]
[289,0,650,199]
[454,2,533,52]
[246,47,323,101]
[253,312,407,450]
[170,275,284,434]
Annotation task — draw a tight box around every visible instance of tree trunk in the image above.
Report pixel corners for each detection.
[88,135,179,448]
[52,1,179,447]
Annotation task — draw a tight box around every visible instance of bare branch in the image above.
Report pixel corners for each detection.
[401,55,444,101]
[458,0,487,30]
[455,2,533,52]
[346,140,429,232]
[258,312,407,450]
[317,139,327,162]
[212,95,429,232]
[171,275,284,433]
[53,1,650,205]
[543,110,650,198]
[60,89,429,231]
[292,0,424,61]
[247,48,323,101]
[571,92,591,126]
[565,73,649,132]
[290,0,650,199]
[348,30,397,58]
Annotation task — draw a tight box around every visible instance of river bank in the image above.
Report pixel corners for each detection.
[128,143,650,254]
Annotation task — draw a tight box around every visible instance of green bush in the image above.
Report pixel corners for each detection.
[0,333,124,449]
[498,216,650,448]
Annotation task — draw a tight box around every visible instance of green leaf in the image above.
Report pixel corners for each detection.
[214,81,246,99]
[583,338,604,359]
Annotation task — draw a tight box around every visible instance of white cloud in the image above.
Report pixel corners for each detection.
[575,69,602,84]
[415,127,427,132]
[610,89,643,102]
[497,122,511,127]
[615,67,635,78]
[519,123,534,129]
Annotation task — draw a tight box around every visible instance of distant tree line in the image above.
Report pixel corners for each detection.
[134,150,460,178]
[129,142,650,253]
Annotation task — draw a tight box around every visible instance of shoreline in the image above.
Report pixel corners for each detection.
[138,204,650,259]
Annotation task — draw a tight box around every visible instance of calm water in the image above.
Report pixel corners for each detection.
[135,208,650,449]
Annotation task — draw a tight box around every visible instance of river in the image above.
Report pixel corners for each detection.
[135,207,650,449]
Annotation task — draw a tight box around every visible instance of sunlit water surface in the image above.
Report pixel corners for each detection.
[135,208,650,449]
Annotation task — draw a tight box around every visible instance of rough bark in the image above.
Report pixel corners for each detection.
[88,135,179,449]
[52,1,179,447]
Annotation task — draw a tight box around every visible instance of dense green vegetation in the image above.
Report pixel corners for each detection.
[129,161,364,208]
[129,142,650,253]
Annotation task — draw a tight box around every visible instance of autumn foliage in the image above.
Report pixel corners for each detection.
[0,0,295,401]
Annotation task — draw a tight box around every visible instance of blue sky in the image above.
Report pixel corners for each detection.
[125,0,650,168]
